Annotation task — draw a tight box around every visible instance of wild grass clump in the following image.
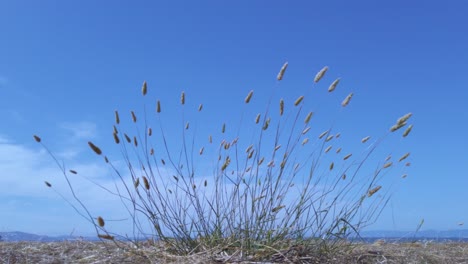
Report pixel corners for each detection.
[33,63,413,261]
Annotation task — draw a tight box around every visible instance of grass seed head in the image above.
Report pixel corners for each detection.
[131,111,137,123]
[305,112,313,124]
[314,66,328,83]
[133,136,138,147]
[88,142,102,155]
[329,162,334,170]
[397,112,412,125]
[199,147,204,155]
[341,93,354,107]
[150,148,154,155]
[142,176,150,190]
[383,162,393,168]
[399,152,410,162]
[161,159,166,165]
[45,181,52,187]
[113,133,120,144]
[142,81,147,96]
[343,153,352,160]
[222,123,226,133]
[114,111,120,124]
[33,135,41,143]
[279,99,284,116]
[198,104,203,112]
[258,157,264,165]
[302,138,309,145]
[368,186,382,197]
[361,136,371,143]
[245,90,254,103]
[390,122,407,132]
[319,130,329,139]
[134,178,140,188]
[181,91,185,105]
[403,124,413,137]
[97,216,105,227]
[294,95,304,106]
[402,174,408,178]
[148,127,152,136]
[157,100,161,113]
[325,146,332,153]
[255,113,261,124]
[98,234,114,240]
[336,147,342,153]
[302,127,311,134]
[69,170,77,174]
[277,62,288,81]
[328,78,340,92]
[124,133,131,143]
[262,118,270,130]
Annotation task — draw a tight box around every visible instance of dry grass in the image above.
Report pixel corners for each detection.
[1,240,468,264]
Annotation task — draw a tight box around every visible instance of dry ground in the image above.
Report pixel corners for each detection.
[1,240,468,264]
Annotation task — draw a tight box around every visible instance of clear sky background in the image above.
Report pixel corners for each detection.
[0,1,467,237]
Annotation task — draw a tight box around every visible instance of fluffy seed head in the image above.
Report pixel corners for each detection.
[403,124,413,137]
[248,149,254,159]
[314,66,328,83]
[142,81,147,96]
[325,146,332,153]
[274,145,281,151]
[302,138,309,145]
[156,100,161,113]
[368,186,382,197]
[336,147,342,153]
[245,90,254,103]
[115,111,120,124]
[277,62,288,81]
[329,162,334,171]
[181,91,185,105]
[131,111,137,123]
[325,135,334,142]
[33,135,41,143]
[304,112,313,124]
[302,127,311,135]
[328,78,340,92]
[97,216,105,227]
[294,96,304,106]
[88,142,102,155]
[342,93,353,107]
[343,153,352,160]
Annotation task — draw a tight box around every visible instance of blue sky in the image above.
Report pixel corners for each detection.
[0,0,467,237]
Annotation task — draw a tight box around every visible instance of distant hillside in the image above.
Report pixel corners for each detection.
[0,231,91,242]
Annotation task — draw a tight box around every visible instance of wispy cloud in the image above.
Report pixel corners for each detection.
[59,121,98,141]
